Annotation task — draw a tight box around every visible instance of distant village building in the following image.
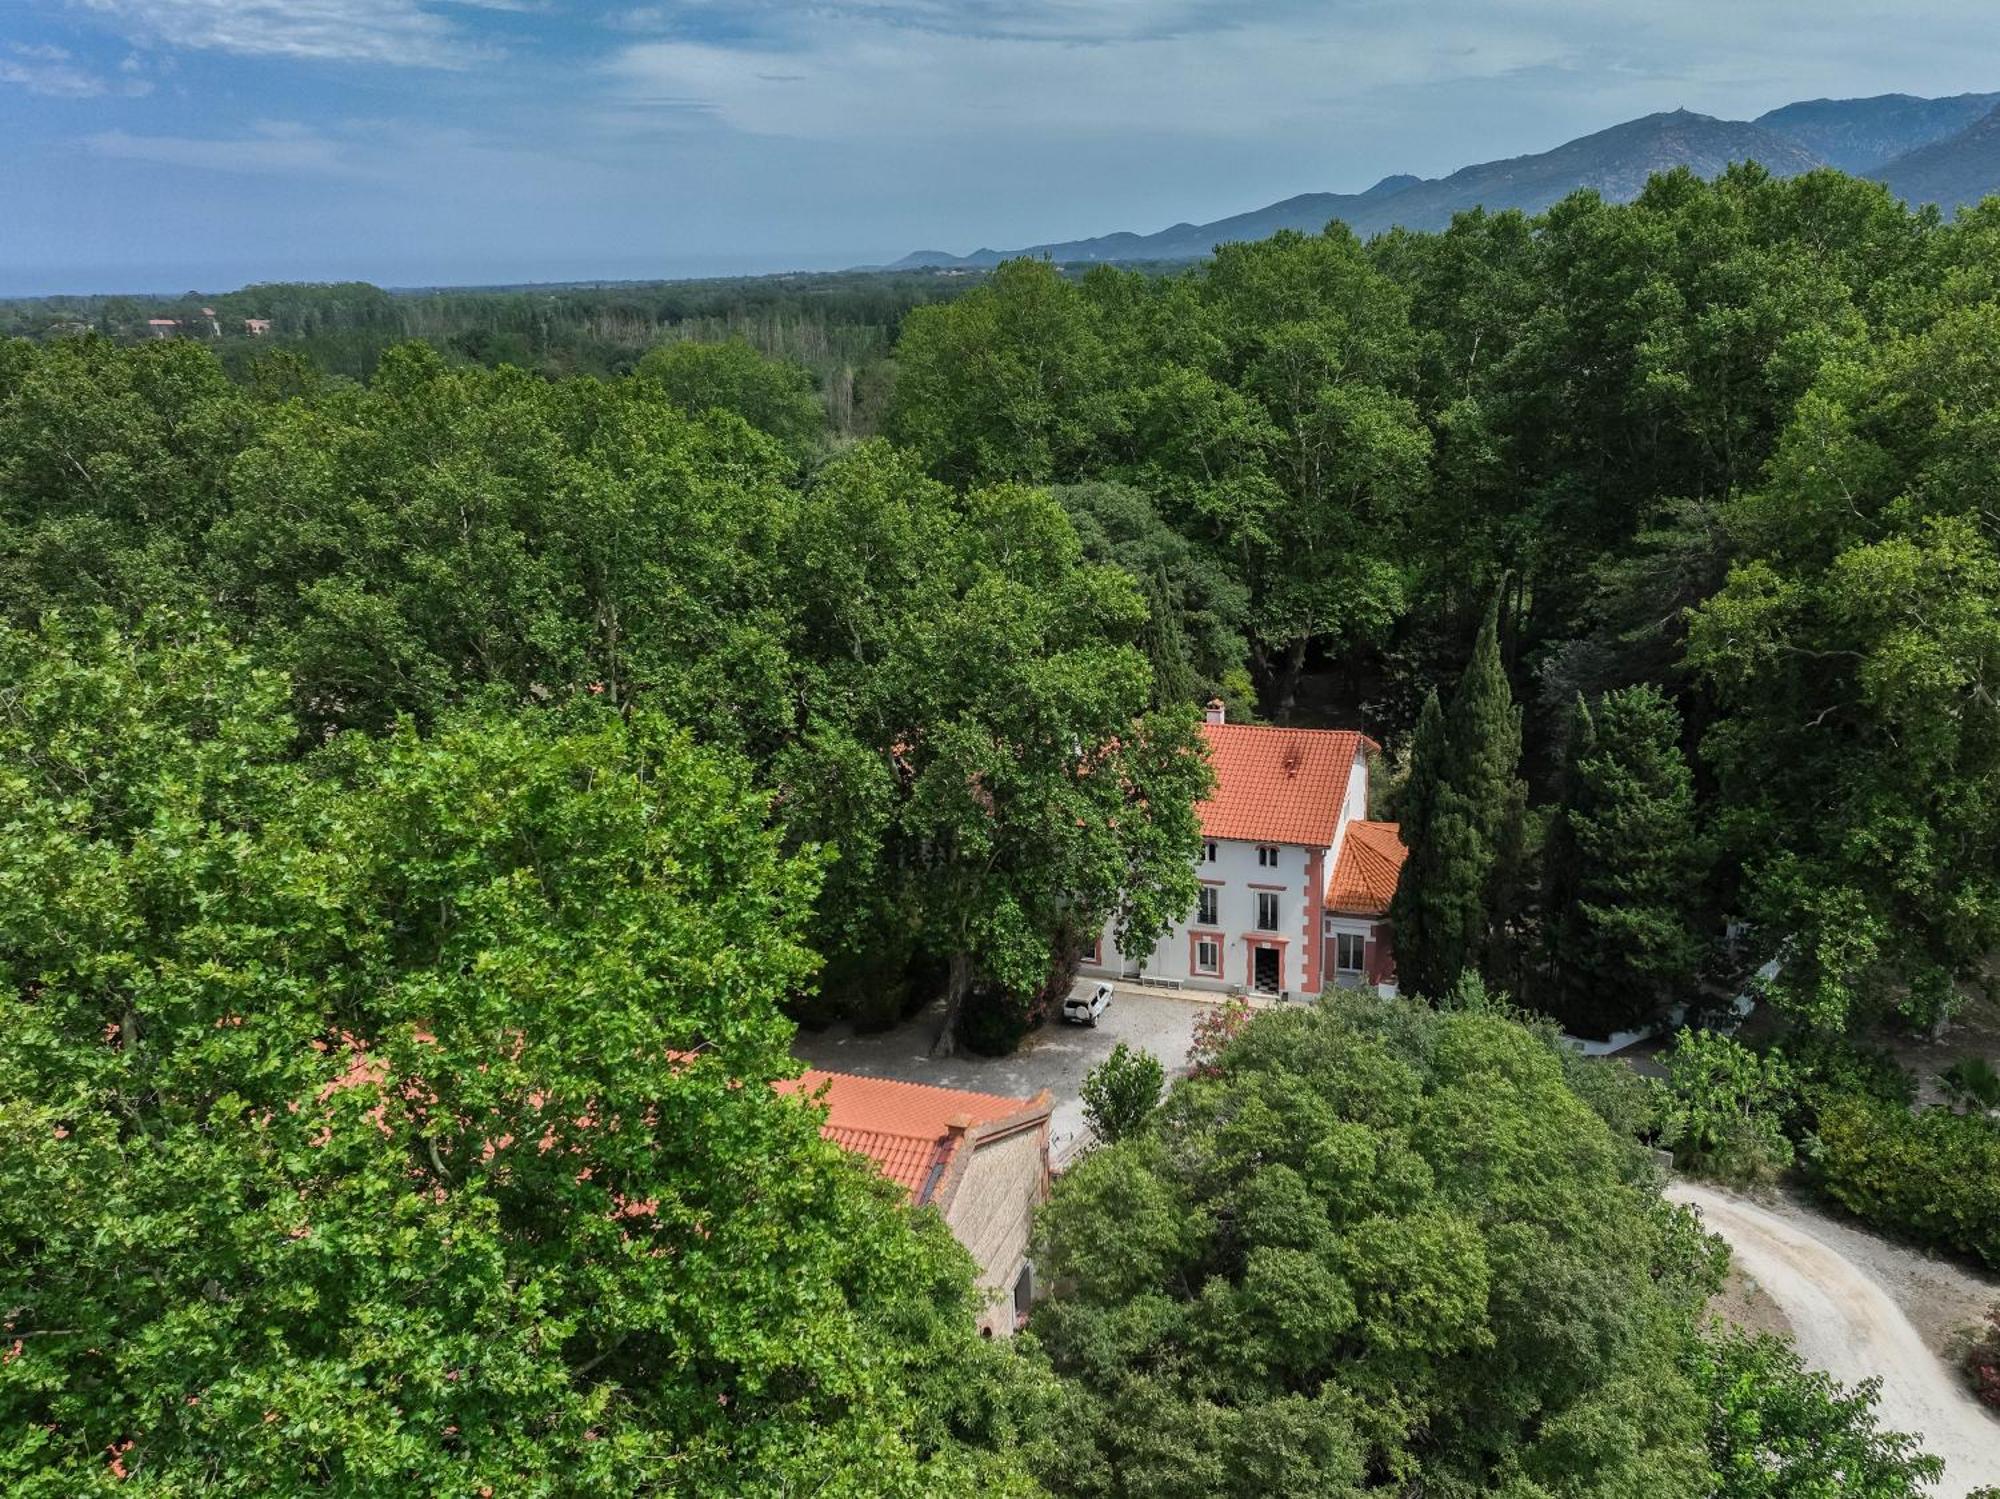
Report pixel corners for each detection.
[1081,701,1407,998]
[145,318,179,339]
[778,1070,1051,1336]
[243,318,273,336]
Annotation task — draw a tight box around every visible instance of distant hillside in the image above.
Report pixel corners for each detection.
[893,110,1825,270]
[1756,91,2000,173]
[892,92,2000,272]
[1877,102,2000,213]
[1342,109,1820,228]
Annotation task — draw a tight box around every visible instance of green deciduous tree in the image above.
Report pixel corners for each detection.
[1694,1329,1943,1498]
[633,337,827,461]
[1661,1031,1796,1185]
[1079,1042,1165,1145]
[0,617,1037,1495]
[1688,303,2000,1032]
[770,444,1211,1053]
[1027,994,1718,1498]
[888,258,1116,486]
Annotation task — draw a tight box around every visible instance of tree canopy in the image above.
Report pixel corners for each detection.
[1027,994,1715,1497]
[0,618,1039,1493]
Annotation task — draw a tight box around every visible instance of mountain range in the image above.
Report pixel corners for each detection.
[892,92,2000,271]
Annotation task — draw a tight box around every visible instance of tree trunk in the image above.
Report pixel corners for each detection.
[931,949,973,1058]
[1274,636,1310,724]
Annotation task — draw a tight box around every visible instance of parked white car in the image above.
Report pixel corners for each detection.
[1062,982,1114,1026]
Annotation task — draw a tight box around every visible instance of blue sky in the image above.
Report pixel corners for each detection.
[2,0,1996,294]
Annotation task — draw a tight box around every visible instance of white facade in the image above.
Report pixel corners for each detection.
[1081,747,1373,997]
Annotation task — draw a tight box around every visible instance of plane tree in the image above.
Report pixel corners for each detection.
[0,617,1041,1495]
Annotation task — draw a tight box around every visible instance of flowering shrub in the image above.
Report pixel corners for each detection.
[1185,998,1253,1079]
[1961,1305,2000,1412]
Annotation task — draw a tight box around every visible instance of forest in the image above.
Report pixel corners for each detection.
[3,161,1998,1493]
[0,269,979,436]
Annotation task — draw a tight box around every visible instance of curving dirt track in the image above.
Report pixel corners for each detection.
[1670,1181,2000,1497]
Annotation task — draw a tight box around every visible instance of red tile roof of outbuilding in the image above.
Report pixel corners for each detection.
[776,1069,1042,1203]
[1196,722,1373,847]
[1326,820,1408,916]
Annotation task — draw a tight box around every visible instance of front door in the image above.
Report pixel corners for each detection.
[1252,946,1281,995]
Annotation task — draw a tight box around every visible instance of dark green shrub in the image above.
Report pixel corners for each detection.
[1815,1094,2000,1270]
[1778,1030,1915,1137]
[1942,1057,2000,1115]
[956,978,1034,1055]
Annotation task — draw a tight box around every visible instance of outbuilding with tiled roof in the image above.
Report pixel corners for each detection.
[777,1069,1051,1336]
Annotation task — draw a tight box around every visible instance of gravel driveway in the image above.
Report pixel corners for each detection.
[792,984,1212,1164]
[1671,1181,2000,1497]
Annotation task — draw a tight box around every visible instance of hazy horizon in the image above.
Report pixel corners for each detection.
[4,0,1998,297]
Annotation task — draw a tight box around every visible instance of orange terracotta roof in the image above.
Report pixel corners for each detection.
[817,1125,954,1199]
[776,1069,1039,1204]
[1326,820,1407,916]
[1196,722,1373,846]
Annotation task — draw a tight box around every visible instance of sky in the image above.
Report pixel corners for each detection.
[1,0,1997,295]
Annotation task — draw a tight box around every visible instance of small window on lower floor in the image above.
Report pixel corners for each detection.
[1335,932,1366,972]
[1194,938,1221,975]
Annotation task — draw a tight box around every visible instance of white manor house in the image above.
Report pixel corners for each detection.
[1081,701,1406,998]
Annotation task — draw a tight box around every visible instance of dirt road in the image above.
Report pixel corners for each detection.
[1670,1181,2000,1497]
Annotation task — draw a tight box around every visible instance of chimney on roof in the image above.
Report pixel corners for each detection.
[1205,699,1226,726]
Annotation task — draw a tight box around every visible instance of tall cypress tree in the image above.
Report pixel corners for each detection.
[1543,684,1704,1036]
[1541,694,1597,1019]
[1389,690,1485,998]
[1446,590,1527,981]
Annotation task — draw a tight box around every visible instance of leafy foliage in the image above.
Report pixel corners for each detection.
[1940,1057,2000,1115]
[1079,1042,1165,1144]
[0,618,1037,1494]
[0,340,1207,1049]
[1662,1031,1797,1184]
[1813,1094,2000,1270]
[634,337,828,460]
[1028,994,1721,1497]
[1687,304,2000,1032]
[1693,1328,1944,1498]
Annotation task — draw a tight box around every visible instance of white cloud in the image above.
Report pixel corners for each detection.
[0,41,151,96]
[605,10,1578,144]
[85,121,359,174]
[600,0,2000,161]
[73,0,501,68]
